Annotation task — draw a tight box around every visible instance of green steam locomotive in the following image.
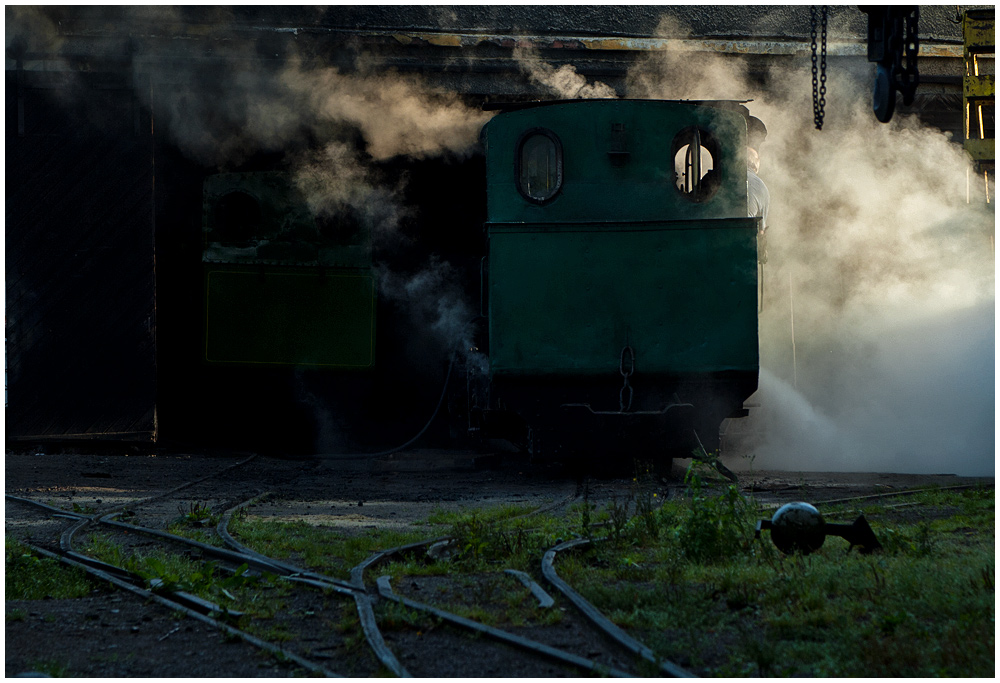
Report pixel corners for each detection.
[200,99,760,465]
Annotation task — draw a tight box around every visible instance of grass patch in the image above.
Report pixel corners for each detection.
[227,516,431,579]
[5,537,95,600]
[26,660,70,677]
[425,502,537,526]
[562,469,995,677]
[138,473,992,677]
[81,532,288,621]
[439,507,569,573]
[368,467,993,677]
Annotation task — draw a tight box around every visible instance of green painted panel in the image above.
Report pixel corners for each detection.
[484,100,748,224]
[205,268,375,367]
[488,220,757,376]
[202,172,372,268]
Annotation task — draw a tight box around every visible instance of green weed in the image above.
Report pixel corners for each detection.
[444,510,562,573]
[556,484,993,677]
[5,537,94,600]
[228,517,427,579]
[26,660,70,677]
[82,533,285,621]
[376,597,434,630]
[426,503,536,526]
[675,464,757,563]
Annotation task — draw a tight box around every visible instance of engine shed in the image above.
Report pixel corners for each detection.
[5,6,987,451]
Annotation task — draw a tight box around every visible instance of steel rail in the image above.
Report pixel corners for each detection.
[214,495,359,592]
[357,538,640,677]
[102,503,368,599]
[219,495,411,678]
[99,512,291,575]
[61,511,247,620]
[376,575,633,677]
[349,538,450,589]
[8,493,289,578]
[216,488,582,677]
[15,538,339,677]
[90,501,391,676]
[504,569,555,608]
[10,491,371,674]
[122,453,259,509]
[11,483,406,676]
[58,515,138,580]
[526,490,582,517]
[6,493,89,518]
[215,492,276,563]
[759,482,994,510]
[542,538,695,678]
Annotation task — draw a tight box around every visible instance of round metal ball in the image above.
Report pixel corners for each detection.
[770,502,826,555]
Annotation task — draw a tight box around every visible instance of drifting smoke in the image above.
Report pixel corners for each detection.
[375,259,480,365]
[5,6,490,168]
[513,46,617,99]
[145,47,491,168]
[284,56,491,162]
[628,15,995,476]
[292,369,350,454]
[292,141,412,246]
[6,6,65,59]
[130,12,490,344]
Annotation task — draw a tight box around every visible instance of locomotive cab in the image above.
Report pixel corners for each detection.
[473,99,760,465]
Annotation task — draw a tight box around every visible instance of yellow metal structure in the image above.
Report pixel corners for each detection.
[389,31,964,57]
[963,9,995,199]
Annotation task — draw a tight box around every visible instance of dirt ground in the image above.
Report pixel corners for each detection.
[5,447,994,677]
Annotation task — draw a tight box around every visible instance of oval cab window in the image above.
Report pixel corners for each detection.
[517,129,563,203]
[672,127,720,203]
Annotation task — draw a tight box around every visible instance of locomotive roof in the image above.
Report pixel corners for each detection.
[482,98,752,113]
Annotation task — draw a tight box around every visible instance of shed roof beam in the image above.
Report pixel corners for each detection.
[385,32,965,58]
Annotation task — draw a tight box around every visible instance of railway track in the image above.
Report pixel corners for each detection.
[7,450,993,677]
[6,459,694,678]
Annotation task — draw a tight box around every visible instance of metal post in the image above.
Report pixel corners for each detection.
[789,272,797,389]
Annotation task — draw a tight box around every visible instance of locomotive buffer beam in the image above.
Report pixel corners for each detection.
[540,402,696,457]
[560,402,694,416]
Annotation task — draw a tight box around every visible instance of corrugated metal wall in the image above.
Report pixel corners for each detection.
[5,70,156,440]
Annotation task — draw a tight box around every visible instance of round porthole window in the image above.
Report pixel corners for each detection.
[516,128,563,204]
[213,191,262,242]
[672,127,721,203]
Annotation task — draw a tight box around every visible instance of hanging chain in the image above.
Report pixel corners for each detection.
[820,7,828,122]
[619,345,634,412]
[811,5,828,130]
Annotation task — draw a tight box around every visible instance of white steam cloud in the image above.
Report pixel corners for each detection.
[514,46,617,99]
[289,59,490,161]
[628,16,994,475]
[148,55,490,169]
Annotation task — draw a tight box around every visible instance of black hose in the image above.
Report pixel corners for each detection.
[315,354,456,460]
